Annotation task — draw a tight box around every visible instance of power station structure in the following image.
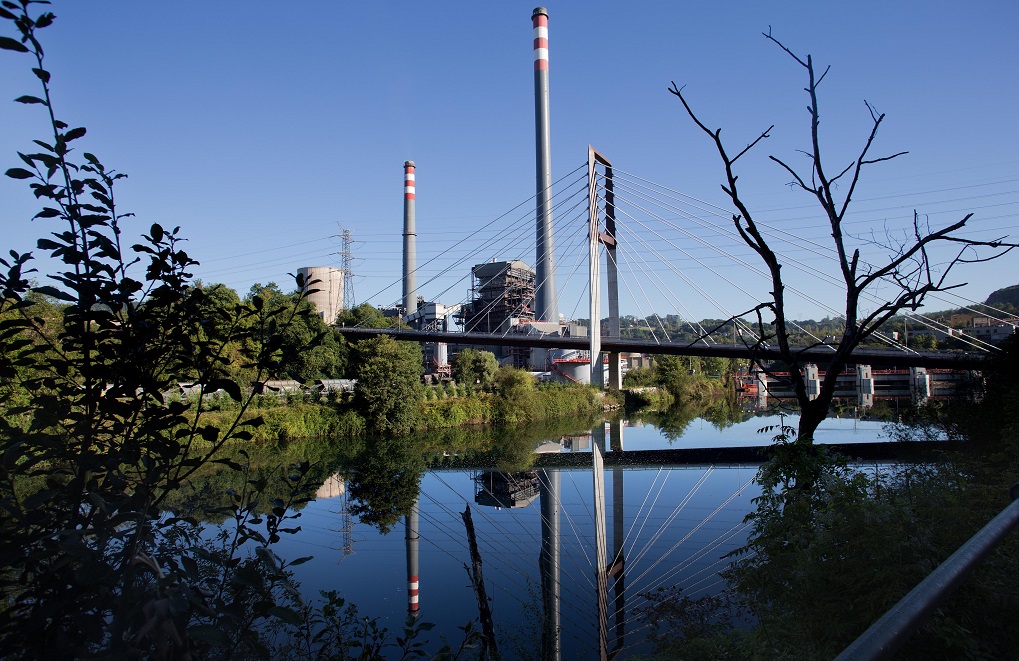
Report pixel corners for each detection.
[403,160,418,319]
[532,6,557,326]
[393,7,587,375]
[457,260,536,334]
[297,266,344,325]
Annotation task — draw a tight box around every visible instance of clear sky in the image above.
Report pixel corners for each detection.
[3,1,1017,323]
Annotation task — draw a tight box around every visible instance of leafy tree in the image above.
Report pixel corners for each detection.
[702,356,731,377]
[622,365,655,387]
[493,366,541,423]
[653,354,693,398]
[352,335,423,436]
[345,436,425,535]
[908,332,938,351]
[669,30,1017,447]
[0,7,326,657]
[243,282,344,382]
[452,347,499,389]
[335,302,400,329]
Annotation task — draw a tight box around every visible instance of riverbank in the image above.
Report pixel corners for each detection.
[193,379,604,443]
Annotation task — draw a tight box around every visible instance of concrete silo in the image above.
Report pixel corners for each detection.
[297,266,344,325]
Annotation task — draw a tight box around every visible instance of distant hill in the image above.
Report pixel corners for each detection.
[986,284,1019,308]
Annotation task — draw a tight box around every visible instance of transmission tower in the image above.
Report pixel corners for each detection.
[338,225,355,309]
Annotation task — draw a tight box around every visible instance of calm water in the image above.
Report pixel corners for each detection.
[266,413,889,659]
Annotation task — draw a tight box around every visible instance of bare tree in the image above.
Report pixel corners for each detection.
[669,30,1016,444]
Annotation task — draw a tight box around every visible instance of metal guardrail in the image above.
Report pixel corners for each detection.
[836,483,1019,660]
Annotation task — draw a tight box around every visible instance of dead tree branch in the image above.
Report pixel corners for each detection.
[670,31,1019,444]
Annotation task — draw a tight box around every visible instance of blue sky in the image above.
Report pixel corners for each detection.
[3,1,1017,323]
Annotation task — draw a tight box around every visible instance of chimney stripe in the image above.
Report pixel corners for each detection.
[532,12,549,71]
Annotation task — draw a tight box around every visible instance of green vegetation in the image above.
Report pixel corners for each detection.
[639,336,1019,660]
[352,335,423,436]
[0,8,484,657]
[452,348,499,389]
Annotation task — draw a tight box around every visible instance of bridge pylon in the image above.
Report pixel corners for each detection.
[588,147,620,389]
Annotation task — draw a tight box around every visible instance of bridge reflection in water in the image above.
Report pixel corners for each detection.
[469,421,699,660]
[453,421,935,660]
[303,417,926,659]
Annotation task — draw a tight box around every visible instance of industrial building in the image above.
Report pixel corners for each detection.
[297,266,344,325]
[453,260,538,369]
[456,260,537,334]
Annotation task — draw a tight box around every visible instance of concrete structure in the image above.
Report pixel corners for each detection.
[532,7,558,324]
[297,266,343,325]
[405,498,421,617]
[403,161,418,320]
[857,364,875,408]
[750,365,978,407]
[408,301,460,373]
[459,260,536,334]
[475,471,540,509]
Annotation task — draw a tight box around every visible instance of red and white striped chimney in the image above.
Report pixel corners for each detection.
[532,7,558,325]
[406,500,420,616]
[402,160,418,319]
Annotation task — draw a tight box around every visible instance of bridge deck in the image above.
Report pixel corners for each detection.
[425,440,953,470]
[337,327,987,369]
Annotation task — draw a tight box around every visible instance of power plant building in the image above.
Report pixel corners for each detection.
[297,266,344,325]
[457,260,536,334]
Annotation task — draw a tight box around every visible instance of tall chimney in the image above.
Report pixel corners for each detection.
[532,8,558,324]
[406,499,421,617]
[403,160,418,320]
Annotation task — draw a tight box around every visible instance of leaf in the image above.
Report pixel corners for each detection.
[255,546,277,570]
[74,560,112,586]
[64,126,86,141]
[188,624,229,646]
[208,378,242,402]
[14,95,46,105]
[288,555,313,566]
[268,606,304,626]
[5,168,34,180]
[33,208,60,219]
[33,285,74,302]
[0,36,28,53]
[34,12,55,29]
[180,555,200,578]
[30,67,49,83]
[150,223,164,243]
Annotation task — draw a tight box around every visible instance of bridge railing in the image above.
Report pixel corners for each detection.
[836,483,1019,660]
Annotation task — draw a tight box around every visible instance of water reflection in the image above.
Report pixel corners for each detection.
[207,411,889,658]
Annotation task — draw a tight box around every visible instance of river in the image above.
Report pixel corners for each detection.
[251,411,891,659]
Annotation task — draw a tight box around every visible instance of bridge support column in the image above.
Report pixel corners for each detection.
[911,367,930,405]
[588,146,618,389]
[856,364,874,408]
[805,364,820,401]
[589,148,603,387]
[756,369,769,410]
[609,418,625,654]
[604,159,620,391]
[592,423,609,660]
[538,469,561,661]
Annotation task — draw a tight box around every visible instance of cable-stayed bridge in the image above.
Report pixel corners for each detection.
[343,148,1007,379]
